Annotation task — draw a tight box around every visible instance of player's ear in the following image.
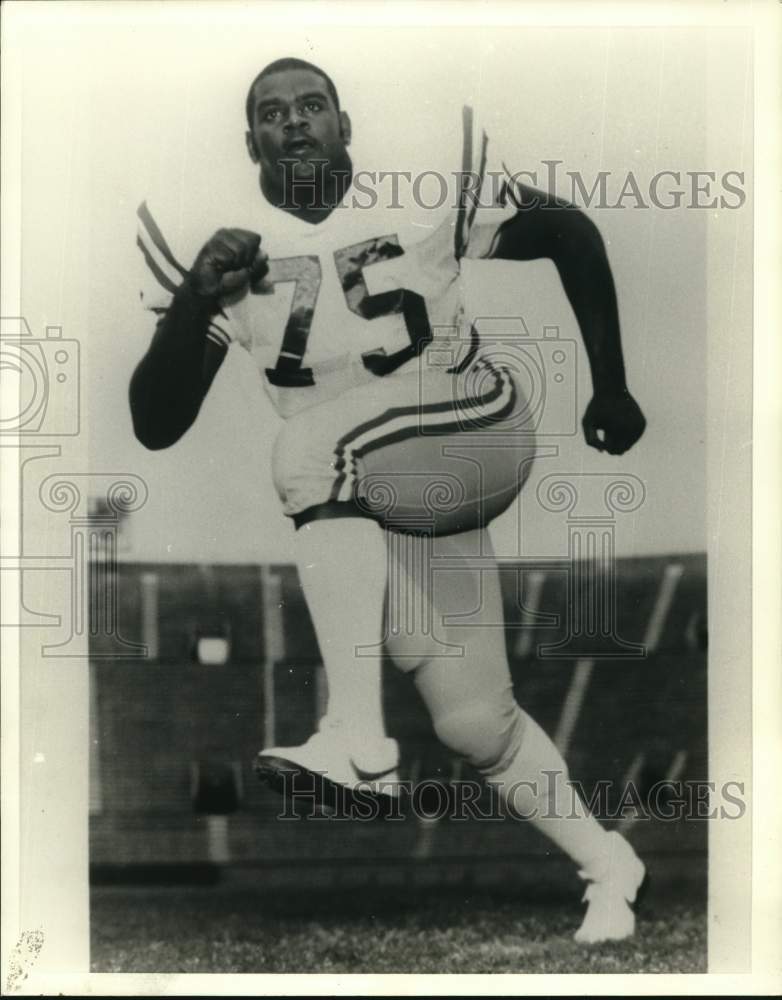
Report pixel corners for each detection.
[246,130,260,164]
[339,111,352,147]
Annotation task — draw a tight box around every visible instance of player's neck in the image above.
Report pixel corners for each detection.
[261,159,353,225]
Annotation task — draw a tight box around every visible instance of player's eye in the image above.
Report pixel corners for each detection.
[302,100,324,114]
[261,108,282,123]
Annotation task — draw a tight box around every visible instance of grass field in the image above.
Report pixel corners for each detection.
[91,883,706,974]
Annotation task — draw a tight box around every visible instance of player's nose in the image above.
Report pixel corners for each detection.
[283,107,307,129]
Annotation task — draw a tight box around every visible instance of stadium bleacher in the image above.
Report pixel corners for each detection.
[90,554,707,893]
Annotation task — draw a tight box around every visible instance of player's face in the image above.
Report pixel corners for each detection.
[246,68,351,186]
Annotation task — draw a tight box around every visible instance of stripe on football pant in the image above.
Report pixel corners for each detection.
[330,362,517,503]
[332,362,514,502]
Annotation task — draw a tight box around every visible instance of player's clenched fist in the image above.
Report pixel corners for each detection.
[582,388,646,455]
[188,228,269,299]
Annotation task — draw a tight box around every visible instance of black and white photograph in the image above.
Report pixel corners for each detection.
[1,1,780,993]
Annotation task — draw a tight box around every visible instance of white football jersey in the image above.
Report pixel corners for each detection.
[138,108,517,419]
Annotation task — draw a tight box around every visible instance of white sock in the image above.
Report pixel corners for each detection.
[294,518,388,752]
[487,714,611,877]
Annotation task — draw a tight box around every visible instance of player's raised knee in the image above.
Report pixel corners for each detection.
[432,702,525,775]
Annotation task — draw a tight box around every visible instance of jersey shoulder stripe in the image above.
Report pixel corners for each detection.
[136,232,179,295]
[136,200,233,351]
[137,201,189,294]
[137,201,188,282]
[456,106,517,263]
[455,105,490,260]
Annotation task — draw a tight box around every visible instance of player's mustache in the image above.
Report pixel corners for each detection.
[283,133,316,153]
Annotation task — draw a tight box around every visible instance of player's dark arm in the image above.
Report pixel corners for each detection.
[489,185,626,391]
[129,287,226,450]
[129,227,266,451]
[486,184,646,453]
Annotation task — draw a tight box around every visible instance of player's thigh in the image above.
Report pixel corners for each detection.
[270,375,420,517]
[353,365,536,534]
[386,526,512,691]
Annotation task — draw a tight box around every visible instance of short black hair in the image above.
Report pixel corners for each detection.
[245,58,340,127]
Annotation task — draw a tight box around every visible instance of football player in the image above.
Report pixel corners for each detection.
[130,57,647,943]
